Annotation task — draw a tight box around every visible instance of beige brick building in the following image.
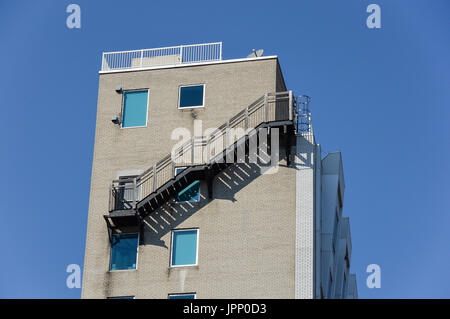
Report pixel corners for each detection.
[82,43,357,299]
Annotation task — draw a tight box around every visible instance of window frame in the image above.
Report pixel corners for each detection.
[177,84,205,110]
[109,232,140,272]
[175,166,187,176]
[121,89,150,129]
[168,293,196,299]
[169,228,199,268]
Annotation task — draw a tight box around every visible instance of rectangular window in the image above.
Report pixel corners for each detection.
[110,233,139,271]
[108,296,135,299]
[176,180,200,202]
[168,293,196,299]
[175,167,186,175]
[122,90,148,127]
[178,85,204,109]
[175,168,200,203]
[170,229,198,267]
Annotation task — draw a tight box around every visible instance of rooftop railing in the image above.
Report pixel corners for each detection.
[101,42,222,71]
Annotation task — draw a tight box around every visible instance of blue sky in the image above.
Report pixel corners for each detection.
[1,0,449,298]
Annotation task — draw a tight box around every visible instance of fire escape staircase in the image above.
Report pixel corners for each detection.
[104,90,311,244]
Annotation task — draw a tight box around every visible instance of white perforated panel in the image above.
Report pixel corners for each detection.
[295,133,315,299]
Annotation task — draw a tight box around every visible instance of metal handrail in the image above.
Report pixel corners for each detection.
[102,42,222,71]
[109,90,294,211]
[295,95,312,134]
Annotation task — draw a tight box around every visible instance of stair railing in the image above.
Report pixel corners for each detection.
[109,90,293,211]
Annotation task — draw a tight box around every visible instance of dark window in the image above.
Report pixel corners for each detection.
[176,180,200,202]
[110,233,139,271]
[179,85,204,108]
[175,168,200,203]
[168,293,196,299]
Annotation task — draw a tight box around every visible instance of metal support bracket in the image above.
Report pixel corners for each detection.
[206,168,214,199]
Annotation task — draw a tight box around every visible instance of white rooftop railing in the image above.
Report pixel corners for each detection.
[101,42,222,71]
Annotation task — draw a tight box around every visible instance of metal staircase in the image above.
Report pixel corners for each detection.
[104,90,310,243]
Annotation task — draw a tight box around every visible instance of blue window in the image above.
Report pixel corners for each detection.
[175,167,186,175]
[171,229,198,266]
[122,90,148,127]
[175,168,200,203]
[176,180,200,202]
[108,296,135,299]
[168,293,196,299]
[110,233,139,271]
[179,85,204,108]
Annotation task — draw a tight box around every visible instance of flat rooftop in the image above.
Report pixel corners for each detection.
[100,42,277,74]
